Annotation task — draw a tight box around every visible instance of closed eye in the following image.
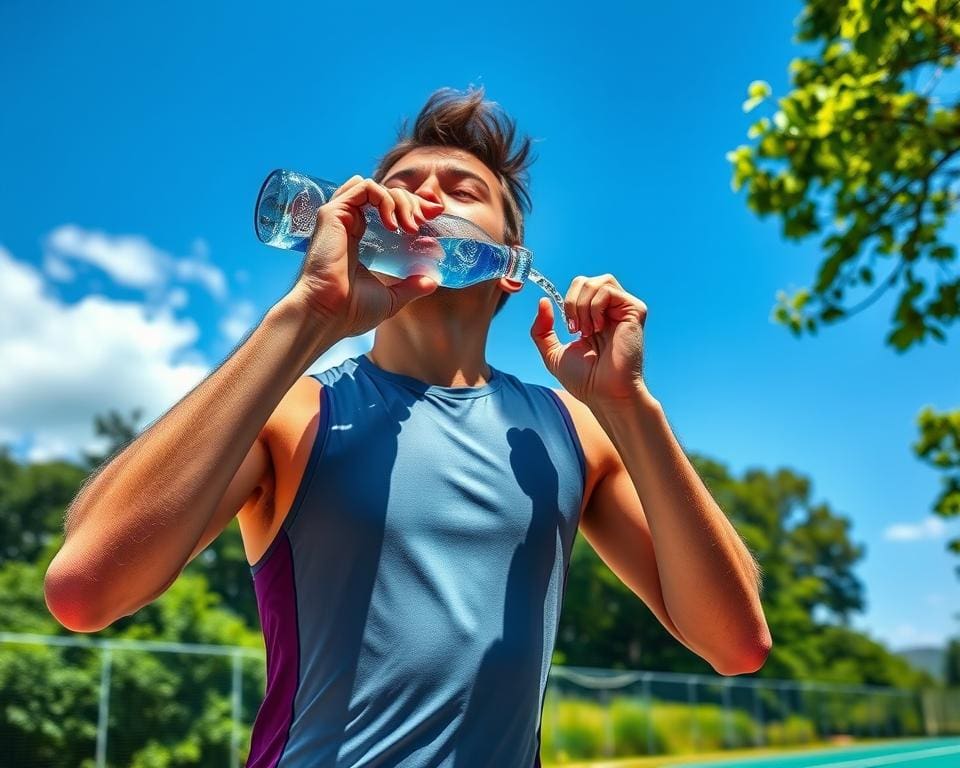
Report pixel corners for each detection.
[453,189,476,200]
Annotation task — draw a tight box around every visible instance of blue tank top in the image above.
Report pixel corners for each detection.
[245,353,586,768]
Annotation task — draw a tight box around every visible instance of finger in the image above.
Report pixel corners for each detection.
[563,276,586,333]
[530,296,567,375]
[590,285,613,335]
[402,190,444,230]
[389,189,420,234]
[411,193,445,220]
[602,285,646,324]
[598,272,623,291]
[338,178,398,233]
[577,279,607,337]
[421,198,445,218]
[386,273,438,313]
[330,175,364,200]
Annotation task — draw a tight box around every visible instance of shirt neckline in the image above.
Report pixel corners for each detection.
[356,353,503,400]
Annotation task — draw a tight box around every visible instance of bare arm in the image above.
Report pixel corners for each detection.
[43,294,341,632]
[44,175,445,633]
[589,390,772,675]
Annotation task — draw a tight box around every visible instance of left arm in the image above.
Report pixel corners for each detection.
[531,274,772,676]
[589,387,770,675]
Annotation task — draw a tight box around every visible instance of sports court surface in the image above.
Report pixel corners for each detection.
[677,736,960,767]
[556,736,960,768]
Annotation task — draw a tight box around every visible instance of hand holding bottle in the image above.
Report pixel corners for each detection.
[287,175,446,338]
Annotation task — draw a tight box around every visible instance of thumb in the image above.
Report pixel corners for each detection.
[387,274,438,312]
[530,297,566,373]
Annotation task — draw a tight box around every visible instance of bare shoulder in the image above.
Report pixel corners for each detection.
[549,387,618,520]
[240,374,325,563]
[261,374,326,473]
[260,373,323,442]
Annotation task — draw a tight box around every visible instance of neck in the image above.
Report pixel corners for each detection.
[365,287,496,387]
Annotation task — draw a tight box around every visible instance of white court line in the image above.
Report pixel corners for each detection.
[801,743,960,768]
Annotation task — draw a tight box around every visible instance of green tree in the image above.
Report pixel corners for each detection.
[79,407,145,472]
[0,445,86,567]
[556,455,930,686]
[60,407,263,628]
[0,538,265,767]
[946,636,960,684]
[728,0,960,570]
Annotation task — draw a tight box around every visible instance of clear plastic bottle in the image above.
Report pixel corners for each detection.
[254,169,568,321]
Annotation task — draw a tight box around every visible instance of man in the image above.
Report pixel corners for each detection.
[45,86,771,767]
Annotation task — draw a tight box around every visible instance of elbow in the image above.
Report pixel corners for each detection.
[714,631,773,677]
[43,559,111,633]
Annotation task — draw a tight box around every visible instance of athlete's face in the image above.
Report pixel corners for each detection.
[381,145,506,244]
[377,146,524,301]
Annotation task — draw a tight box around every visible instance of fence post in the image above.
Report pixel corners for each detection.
[688,676,699,751]
[600,687,614,757]
[231,651,243,768]
[554,682,562,759]
[722,678,734,749]
[754,681,764,747]
[780,681,791,743]
[805,681,819,744]
[642,672,654,756]
[95,646,112,768]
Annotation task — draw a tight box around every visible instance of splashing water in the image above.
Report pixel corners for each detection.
[528,267,568,328]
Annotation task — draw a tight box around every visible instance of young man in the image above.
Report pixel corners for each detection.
[45,86,771,767]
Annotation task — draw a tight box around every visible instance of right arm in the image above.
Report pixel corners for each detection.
[43,296,341,632]
[43,176,444,633]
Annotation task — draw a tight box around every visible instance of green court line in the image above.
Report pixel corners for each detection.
[547,737,960,768]
[675,737,960,768]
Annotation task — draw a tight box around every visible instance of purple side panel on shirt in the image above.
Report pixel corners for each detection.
[246,528,300,768]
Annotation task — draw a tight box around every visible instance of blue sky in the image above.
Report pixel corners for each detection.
[1,1,958,655]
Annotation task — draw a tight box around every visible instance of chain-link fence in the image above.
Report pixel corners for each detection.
[1,632,952,766]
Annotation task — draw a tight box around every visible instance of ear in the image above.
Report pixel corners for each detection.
[496,275,525,294]
[496,241,526,295]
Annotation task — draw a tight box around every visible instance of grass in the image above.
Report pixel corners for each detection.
[543,736,920,768]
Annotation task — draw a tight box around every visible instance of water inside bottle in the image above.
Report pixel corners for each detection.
[258,176,568,325]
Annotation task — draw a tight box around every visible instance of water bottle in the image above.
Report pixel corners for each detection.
[253,169,568,321]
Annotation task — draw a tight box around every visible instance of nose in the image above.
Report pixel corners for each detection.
[412,176,444,206]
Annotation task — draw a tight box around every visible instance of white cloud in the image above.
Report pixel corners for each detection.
[883,516,948,542]
[166,287,189,310]
[1,239,374,464]
[890,623,946,648]
[219,300,259,344]
[43,254,75,282]
[172,256,227,299]
[218,298,375,371]
[308,332,376,376]
[43,225,227,300]
[0,244,208,464]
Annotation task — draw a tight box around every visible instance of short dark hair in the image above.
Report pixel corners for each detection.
[372,86,537,315]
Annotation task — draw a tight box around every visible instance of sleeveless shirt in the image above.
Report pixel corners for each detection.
[245,353,586,768]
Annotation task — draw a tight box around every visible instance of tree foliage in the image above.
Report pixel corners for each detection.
[729,0,960,348]
[0,405,941,763]
[729,0,960,573]
[556,453,930,688]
